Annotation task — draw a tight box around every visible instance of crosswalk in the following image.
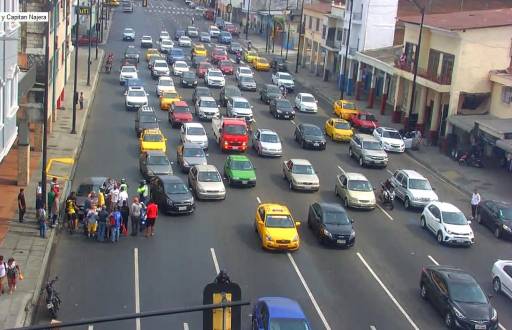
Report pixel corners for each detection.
[145,7,202,15]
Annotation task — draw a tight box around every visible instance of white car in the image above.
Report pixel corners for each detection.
[178,36,192,47]
[252,129,282,157]
[294,93,318,113]
[123,27,135,41]
[420,201,474,246]
[180,123,209,149]
[492,260,512,299]
[151,60,170,78]
[186,26,199,38]
[226,96,253,122]
[125,86,148,111]
[209,25,220,38]
[156,76,175,96]
[140,35,153,48]
[159,30,170,42]
[195,96,220,120]
[373,127,405,153]
[159,39,174,53]
[119,65,138,84]
[389,169,438,209]
[235,66,253,80]
[205,69,225,87]
[173,61,189,76]
[272,72,295,90]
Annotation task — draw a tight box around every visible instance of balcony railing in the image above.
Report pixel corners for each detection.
[394,59,452,85]
[325,39,341,49]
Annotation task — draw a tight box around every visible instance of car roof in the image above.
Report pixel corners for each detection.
[158,175,184,184]
[260,204,291,215]
[195,86,210,91]
[258,128,277,135]
[289,158,311,165]
[343,172,369,181]
[142,128,162,135]
[429,201,462,213]
[485,200,512,208]
[182,142,203,149]
[128,86,144,91]
[316,202,347,213]
[239,66,252,70]
[154,59,167,64]
[398,169,426,179]
[429,267,478,285]
[355,133,378,142]
[159,76,172,81]
[184,122,204,128]
[329,117,350,124]
[380,127,399,132]
[175,60,187,64]
[259,297,306,319]
[142,35,152,38]
[194,164,218,172]
[208,68,222,73]
[198,96,216,102]
[121,65,137,70]
[230,96,248,102]
[174,100,188,106]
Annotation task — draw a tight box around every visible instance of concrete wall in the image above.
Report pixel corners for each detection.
[490,82,512,119]
[363,0,398,50]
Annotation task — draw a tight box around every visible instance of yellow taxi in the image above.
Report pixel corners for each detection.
[324,118,354,142]
[145,48,160,61]
[333,99,359,120]
[255,203,300,251]
[244,50,258,63]
[106,0,120,6]
[139,129,167,153]
[159,90,180,110]
[192,44,207,57]
[252,57,270,71]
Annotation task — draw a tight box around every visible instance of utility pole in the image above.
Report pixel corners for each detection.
[100,0,104,42]
[280,0,289,57]
[42,0,52,207]
[340,0,353,99]
[295,0,305,73]
[407,0,425,129]
[95,0,99,59]
[285,13,291,59]
[87,0,92,86]
[71,5,80,134]
[244,0,251,40]
[265,0,272,52]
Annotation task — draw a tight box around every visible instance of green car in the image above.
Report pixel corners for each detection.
[223,155,257,187]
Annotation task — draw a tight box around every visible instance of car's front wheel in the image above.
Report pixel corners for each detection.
[437,231,444,244]
[420,216,426,228]
[420,283,428,299]
[445,312,455,329]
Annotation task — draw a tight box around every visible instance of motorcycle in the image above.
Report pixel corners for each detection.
[42,277,61,319]
[105,53,113,73]
[235,52,241,64]
[458,151,483,168]
[379,186,395,210]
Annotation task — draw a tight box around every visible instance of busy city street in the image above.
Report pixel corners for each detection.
[26,1,512,329]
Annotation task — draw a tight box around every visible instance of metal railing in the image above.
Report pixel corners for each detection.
[394,59,452,85]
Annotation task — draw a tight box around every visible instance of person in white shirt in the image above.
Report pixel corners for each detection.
[109,186,120,211]
[471,189,481,220]
[118,186,129,208]
[0,255,6,295]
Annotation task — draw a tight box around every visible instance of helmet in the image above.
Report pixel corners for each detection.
[121,178,126,184]
[140,180,146,185]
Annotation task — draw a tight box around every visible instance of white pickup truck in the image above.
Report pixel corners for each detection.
[212,116,249,152]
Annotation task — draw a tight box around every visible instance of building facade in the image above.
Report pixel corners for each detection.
[0,0,21,162]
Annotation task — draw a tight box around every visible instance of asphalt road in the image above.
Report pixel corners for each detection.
[35,1,512,329]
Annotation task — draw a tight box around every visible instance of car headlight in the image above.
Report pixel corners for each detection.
[350,230,356,238]
[167,198,174,206]
[265,234,273,241]
[197,187,206,193]
[276,109,282,113]
[322,229,332,238]
[292,234,299,242]
[452,306,465,320]
[503,224,511,232]
[444,226,453,235]
[491,308,497,321]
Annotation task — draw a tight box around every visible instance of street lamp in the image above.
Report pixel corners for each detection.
[407,0,425,129]
[42,1,53,207]
[340,0,353,99]
[71,5,80,134]
[265,0,272,52]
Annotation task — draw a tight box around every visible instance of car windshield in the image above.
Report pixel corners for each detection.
[220,61,232,67]
[498,207,512,220]
[382,130,401,139]
[77,184,95,196]
[260,133,279,143]
[176,62,188,68]
[324,211,350,225]
[240,68,252,74]
[302,126,322,136]
[154,62,167,68]
[362,141,382,150]
[148,155,169,165]
[143,134,163,142]
[267,85,280,93]
[198,171,221,182]
[449,281,488,304]
[220,32,230,36]
[408,179,431,190]
[257,58,268,64]
[159,79,173,86]
[184,148,205,157]
[162,40,172,45]
[200,63,213,69]
[209,71,223,77]
[165,183,189,194]
[276,100,292,109]
[231,160,253,170]
[200,32,209,36]
[126,48,137,55]
[348,180,372,191]
[123,67,136,73]
[214,50,227,56]
[234,101,250,109]
[174,105,189,113]
[187,127,205,135]
[292,164,315,175]
[142,37,151,41]
[197,89,211,96]
[279,73,292,80]
[231,42,240,48]
[163,92,178,99]
[172,49,183,56]
[224,125,247,135]
[188,27,197,32]
[240,76,255,83]
[140,115,156,123]
[128,90,146,97]
[180,36,191,41]
[265,215,295,228]
[124,28,133,33]
[201,100,217,108]
[226,88,241,97]
[334,122,351,130]
[342,102,355,109]
[361,114,377,121]
[301,95,315,102]
[442,211,467,225]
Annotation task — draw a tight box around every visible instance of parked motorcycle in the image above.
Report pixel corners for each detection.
[42,277,61,319]
[378,185,395,210]
[458,151,483,168]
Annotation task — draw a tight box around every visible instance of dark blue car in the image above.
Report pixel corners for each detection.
[218,31,232,44]
[167,48,185,65]
[174,29,185,41]
[252,297,312,330]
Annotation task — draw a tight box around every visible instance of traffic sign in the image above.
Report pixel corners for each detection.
[79,6,89,15]
[203,271,241,330]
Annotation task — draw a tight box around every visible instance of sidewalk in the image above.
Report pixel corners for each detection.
[0,47,104,329]
[243,32,512,201]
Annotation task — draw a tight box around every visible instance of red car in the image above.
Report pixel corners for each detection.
[197,62,213,78]
[218,60,234,75]
[211,48,228,64]
[168,101,193,127]
[203,9,215,20]
[76,35,99,46]
[350,112,379,133]
[224,23,239,36]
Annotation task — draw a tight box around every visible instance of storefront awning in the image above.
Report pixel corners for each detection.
[496,139,512,154]
[448,115,478,133]
[449,114,512,139]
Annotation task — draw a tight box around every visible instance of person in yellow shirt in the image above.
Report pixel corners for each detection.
[98,188,106,208]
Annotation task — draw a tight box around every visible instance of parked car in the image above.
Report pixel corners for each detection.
[476,200,512,239]
[204,69,225,87]
[308,202,355,247]
[373,127,405,152]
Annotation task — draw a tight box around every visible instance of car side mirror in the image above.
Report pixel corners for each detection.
[402,183,407,188]
[124,91,128,96]
[467,220,472,225]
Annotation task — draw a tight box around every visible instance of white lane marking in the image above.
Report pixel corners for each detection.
[290,120,296,126]
[88,326,93,330]
[256,196,262,204]
[337,165,343,172]
[376,204,394,221]
[134,248,141,330]
[184,322,190,330]
[210,248,220,274]
[370,326,377,330]
[287,253,332,330]
[357,252,419,330]
[427,255,439,266]
[499,323,507,330]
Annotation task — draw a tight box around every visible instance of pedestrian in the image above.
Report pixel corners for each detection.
[35,191,44,212]
[471,189,481,220]
[98,187,106,208]
[137,180,149,205]
[110,207,122,242]
[191,16,195,26]
[139,201,147,234]
[97,205,108,242]
[37,204,47,238]
[50,191,60,227]
[86,208,98,239]
[120,200,130,236]
[79,92,84,110]
[0,255,6,295]
[74,91,79,109]
[118,186,128,208]
[109,184,120,211]
[47,188,55,215]
[130,197,142,236]
[50,177,60,194]
[17,188,26,223]
[145,200,158,237]
[6,258,21,295]
[66,192,78,233]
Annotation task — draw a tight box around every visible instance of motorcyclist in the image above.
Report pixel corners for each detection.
[381,179,395,204]
[235,50,241,64]
[247,41,252,51]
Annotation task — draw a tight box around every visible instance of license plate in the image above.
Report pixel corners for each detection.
[47,303,53,309]
[284,115,289,118]
[279,244,288,248]
[313,143,319,147]
[178,206,187,211]
[337,239,346,244]
[242,180,248,184]
[475,325,486,330]
[231,146,238,150]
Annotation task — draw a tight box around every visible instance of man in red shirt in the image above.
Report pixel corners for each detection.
[145,200,158,237]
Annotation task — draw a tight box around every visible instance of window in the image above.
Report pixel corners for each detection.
[427,49,440,77]
[504,265,512,277]
[502,86,512,104]
[322,25,326,39]
[315,18,320,31]
[440,53,454,83]
[308,16,312,30]
[431,272,448,295]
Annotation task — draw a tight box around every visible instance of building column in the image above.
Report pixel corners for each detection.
[347,60,354,96]
[367,67,376,108]
[33,122,43,152]
[392,76,401,123]
[429,92,442,143]
[355,62,363,100]
[402,80,413,128]
[17,105,31,186]
[416,86,428,133]
[380,73,388,114]
[315,45,321,76]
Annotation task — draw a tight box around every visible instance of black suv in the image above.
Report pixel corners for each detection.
[307,202,355,247]
[260,84,281,104]
[149,175,195,215]
[294,123,326,150]
[271,56,288,72]
[420,266,498,329]
[219,85,242,107]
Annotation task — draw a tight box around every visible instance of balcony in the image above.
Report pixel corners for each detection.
[325,39,341,49]
[395,59,452,85]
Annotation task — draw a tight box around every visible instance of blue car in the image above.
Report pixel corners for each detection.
[252,297,312,330]
[174,29,185,41]
[218,31,232,44]
[167,48,185,65]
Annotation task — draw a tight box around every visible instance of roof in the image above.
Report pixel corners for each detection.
[303,2,332,15]
[159,175,184,183]
[381,127,400,132]
[258,128,277,134]
[400,169,426,179]
[259,297,306,319]
[198,96,216,102]
[316,202,347,213]
[400,8,512,31]
[230,96,249,102]
[228,155,250,161]
[345,172,369,181]
[194,164,218,172]
[429,201,462,213]
[290,158,312,165]
[174,100,188,106]
[298,92,314,97]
